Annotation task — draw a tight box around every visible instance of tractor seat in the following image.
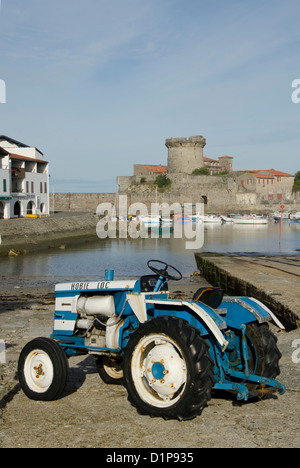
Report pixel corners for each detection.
[193,287,224,309]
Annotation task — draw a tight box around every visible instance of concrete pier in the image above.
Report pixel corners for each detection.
[195,253,300,331]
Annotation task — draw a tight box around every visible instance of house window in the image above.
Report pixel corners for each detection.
[3,179,7,193]
[26,181,29,193]
[44,182,47,194]
[31,182,34,193]
[40,182,43,194]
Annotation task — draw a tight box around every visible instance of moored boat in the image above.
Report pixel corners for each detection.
[195,213,224,224]
[230,214,269,225]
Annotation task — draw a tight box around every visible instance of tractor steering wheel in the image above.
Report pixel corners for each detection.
[147,260,182,281]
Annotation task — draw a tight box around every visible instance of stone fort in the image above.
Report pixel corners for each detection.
[53,135,298,213]
[116,135,297,213]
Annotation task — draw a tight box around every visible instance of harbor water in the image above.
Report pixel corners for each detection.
[0,221,299,287]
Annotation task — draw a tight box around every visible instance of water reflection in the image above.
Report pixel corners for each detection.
[0,222,298,283]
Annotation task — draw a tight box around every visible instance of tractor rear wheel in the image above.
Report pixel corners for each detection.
[245,322,281,388]
[123,316,215,421]
[18,337,69,401]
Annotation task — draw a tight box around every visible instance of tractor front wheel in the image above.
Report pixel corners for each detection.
[123,316,214,421]
[18,337,69,401]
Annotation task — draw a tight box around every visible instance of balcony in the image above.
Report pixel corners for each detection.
[11,168,26,179]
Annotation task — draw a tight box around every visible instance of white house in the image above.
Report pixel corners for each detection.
[0,135,50,219]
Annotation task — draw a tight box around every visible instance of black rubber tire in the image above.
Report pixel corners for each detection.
[245,322,281,386]
[123,316,215,421]
[95,355,123,385]
[18,337,69,401]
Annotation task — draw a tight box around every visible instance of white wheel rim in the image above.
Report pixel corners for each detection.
[103,363,123,380]
[131,334,187,408]
[24,349,54,393]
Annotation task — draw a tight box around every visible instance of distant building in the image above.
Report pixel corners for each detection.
[0,135,49,219]
[236,169,294,203]
[203,156,234,175]
[133,164,167,177]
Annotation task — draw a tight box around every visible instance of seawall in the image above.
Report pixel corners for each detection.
[0,211,99,254]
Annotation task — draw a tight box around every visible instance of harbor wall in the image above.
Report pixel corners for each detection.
[0,211,99,253]
[53,191,300,215]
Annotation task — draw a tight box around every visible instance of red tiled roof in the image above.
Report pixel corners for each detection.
[248,172,274,179]
[204,157,218,163]
[219,155,234,159]
[256,169,294,177]
[145,165,167,174]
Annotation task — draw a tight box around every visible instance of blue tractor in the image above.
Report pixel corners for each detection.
[18,260,285,421]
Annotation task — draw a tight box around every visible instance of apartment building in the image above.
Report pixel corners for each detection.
[0,135,49,219]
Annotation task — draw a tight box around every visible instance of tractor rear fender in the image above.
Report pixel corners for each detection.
[127,294,229,351]
[220,297,285,330]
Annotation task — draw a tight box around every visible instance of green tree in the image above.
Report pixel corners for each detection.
[153,174,171,190]
[293,171,300,192]
[192,167,210,175]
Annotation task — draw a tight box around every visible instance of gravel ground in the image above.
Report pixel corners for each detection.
[0,277,299,449]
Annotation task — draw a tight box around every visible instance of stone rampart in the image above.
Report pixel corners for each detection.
[53,193,116,212]
[53,186,300,216]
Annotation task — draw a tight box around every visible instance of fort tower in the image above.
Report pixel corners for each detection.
[165,135,206,174]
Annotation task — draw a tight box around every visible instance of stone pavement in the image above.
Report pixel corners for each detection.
[0,279,299,448]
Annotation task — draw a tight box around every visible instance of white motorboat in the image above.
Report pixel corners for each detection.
[272,211,291,222]
[195,213,224,224]
[230,214,269,225]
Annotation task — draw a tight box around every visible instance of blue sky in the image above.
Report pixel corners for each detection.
[0,0,299,193]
